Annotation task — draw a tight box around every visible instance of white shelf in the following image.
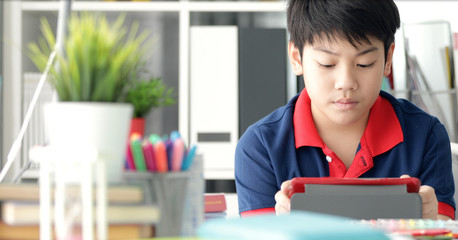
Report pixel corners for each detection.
[186,1,286,12]
[22,1,182,12]
[21,1,287,12]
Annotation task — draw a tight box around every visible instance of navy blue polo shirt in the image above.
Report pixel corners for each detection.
[235,90,455,218]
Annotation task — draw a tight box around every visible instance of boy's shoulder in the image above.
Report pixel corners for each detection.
[250,93,299,128]
[239,95,297,148]
[240,93,299,141]
[380,91,444,134]
[380,91,435,118]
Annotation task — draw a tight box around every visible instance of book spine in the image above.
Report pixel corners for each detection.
[454,33,458,89]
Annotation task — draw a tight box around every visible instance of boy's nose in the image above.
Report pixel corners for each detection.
[334,67,358,91]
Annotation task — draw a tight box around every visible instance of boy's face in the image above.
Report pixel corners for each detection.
[289,36,395,128]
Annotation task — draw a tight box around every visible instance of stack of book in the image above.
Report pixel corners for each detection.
[204,194,227,220]
[0,183,160,240]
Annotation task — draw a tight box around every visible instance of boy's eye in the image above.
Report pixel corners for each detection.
[318,63,335,69]
[357,62,375,68]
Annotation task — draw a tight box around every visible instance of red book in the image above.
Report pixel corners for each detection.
[204,194,227,213]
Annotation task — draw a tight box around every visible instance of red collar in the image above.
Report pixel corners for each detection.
[293,90,403,156]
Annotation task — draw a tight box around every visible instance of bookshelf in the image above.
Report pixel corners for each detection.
[2,0,289,182]
[3,0,458,182]
[394,2,458,143]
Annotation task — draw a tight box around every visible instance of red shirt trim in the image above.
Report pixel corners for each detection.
[439,202,455,219]
[240,207,275,217]
[293,89,403,177]
[293,90,323,148]
[365,93,404,156]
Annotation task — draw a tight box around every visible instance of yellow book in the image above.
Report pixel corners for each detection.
[445,46,453,88]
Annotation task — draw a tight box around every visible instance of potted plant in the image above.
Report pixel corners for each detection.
[27,13,152,182]
[125,76,175,137]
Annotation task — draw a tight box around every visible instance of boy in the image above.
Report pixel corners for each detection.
[235,0,455,220]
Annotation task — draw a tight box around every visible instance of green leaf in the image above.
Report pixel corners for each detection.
[124,77,176,118]
[27,12,152,102]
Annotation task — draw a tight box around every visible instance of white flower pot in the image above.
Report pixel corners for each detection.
[44,102,133,183]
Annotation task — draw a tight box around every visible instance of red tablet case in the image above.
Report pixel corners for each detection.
[289,177,421,198]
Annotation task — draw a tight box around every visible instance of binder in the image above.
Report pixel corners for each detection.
[238,28,287,136]
[190,26,239,178]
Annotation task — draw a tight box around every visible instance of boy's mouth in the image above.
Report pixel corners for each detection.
[334,98,357,110]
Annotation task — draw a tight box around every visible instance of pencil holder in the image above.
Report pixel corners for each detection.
[123,155,204,237]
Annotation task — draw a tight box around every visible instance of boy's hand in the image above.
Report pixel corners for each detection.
[401,174,439,219]
[274,180,292,215]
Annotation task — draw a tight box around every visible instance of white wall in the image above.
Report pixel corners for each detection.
[396,1,458,32]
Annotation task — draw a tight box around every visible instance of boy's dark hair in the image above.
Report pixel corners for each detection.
[287,0,400,61]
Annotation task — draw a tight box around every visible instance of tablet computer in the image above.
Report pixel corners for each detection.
[289,177,421,198]
[289,177,422,219]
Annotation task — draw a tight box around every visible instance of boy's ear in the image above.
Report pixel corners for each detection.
[288,42,304,75]
[384,43,395,76]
